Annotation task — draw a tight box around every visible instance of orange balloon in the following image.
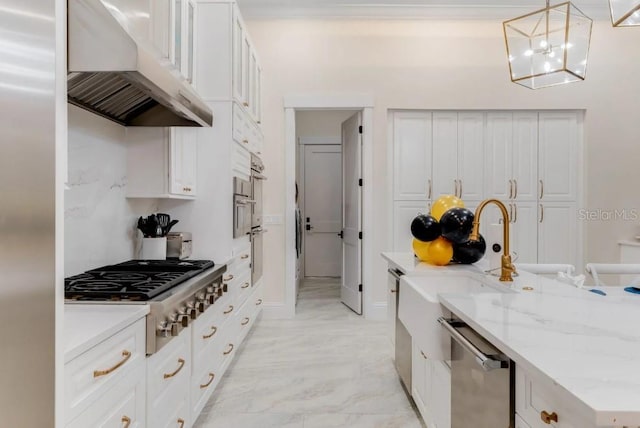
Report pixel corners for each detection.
[431,195,465,221]
[412,238,433,263]
[426,237,454,266]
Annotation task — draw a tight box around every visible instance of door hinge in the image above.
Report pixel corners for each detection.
[359,284,363,292]
[358,125,363,134]
[358,178,363,187]
[358,231,363,239]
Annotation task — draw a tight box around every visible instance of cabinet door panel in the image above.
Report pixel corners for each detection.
[485,112,512,200]
[412,343,427,406]
[512,112,538,201]
[393,201,431,252]
[232,8,244,102]
[393,111,432,200]
[511,202,538,264]
[538,202,577,265]
[170,129,197,196]
[431,360,451,428]
[432,112,458,198]
[457,112,484,200]
[538,112,578,201]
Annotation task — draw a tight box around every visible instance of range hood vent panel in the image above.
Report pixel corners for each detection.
[68,0,212,127]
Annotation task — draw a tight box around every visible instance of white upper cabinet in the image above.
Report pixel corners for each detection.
[432,112,484,200]
[392,111,433,201]
[432,112,458,198]
[538,112,579,202]
[232,9,245,102]
[126,128,197,199]
[485,112,538,202]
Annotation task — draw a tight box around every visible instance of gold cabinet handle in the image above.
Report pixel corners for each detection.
[241,282,250,289]
[121,416,131,428]
[513,203,518,223]
[243,102,249,107]
[539,203,544,223]
[453,179,458,197]
[224,305,234,314]
[223,344,234,355]
[163,358,186,379]
[241,317,250,325]
[390,289,397,293]
[427,179,432,200]
[242,139,249,144]
[255,299,263,306]
[539,179,544,199]
[513,179,518,199]
[199,372,215,389]
[203,326,218,339]
[223,274,234,282]
[508,179,513,199]
[178,418,185,428]
[459,179,463,198]
[93,350,131,378]
[420,351,427,359]
[241,254,249,259]
[540,410,558,424]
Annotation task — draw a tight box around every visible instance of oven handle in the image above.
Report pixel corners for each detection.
[251,228,267,235]
[235,199,256,205]
[251,173,267,180]
[438,317,508,371]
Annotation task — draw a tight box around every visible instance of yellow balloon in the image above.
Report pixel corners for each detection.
[426,237,454,266]
[412,238,433,263]
[431,194,465,221]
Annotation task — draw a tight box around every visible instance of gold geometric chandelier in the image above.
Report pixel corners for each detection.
[609,0,640,26]
[503,1,593,89]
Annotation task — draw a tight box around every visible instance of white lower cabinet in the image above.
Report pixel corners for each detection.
[412,345,451,428]
[147,328,192,428]
[516,413,533,428]
[65,319,147,427]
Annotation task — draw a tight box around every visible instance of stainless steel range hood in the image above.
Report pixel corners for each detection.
[67,0,213,127]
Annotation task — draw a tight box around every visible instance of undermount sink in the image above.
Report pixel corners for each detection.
[398,274,510,361]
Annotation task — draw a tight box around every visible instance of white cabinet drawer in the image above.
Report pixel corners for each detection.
[65,319,146,423]
[148,372,191,428]
[190,356,224,420]
[67,358,146,428]
[192,299,231,373]
[233,269,253,309]
[516,367,595,428]
[147,327,191,426]
[233,102,247,145]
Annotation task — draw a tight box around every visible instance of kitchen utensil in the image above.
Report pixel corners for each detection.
[147,214,159,238]
[166,219,179,235]
[157,213,171,236]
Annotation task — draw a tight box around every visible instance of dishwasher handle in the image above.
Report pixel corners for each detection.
[388,268,404,281]
[438,317,509,371]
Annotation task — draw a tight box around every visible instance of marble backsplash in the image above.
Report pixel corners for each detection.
[65,106,158,276]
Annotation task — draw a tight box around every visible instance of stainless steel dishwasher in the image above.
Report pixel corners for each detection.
[439,317,514,428]
[389,268,412,395]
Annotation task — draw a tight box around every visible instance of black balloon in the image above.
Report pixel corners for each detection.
[440,207,475,244]
[453,234,486,264]
[410,214,441,242]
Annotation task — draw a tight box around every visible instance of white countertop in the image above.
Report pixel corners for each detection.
[64,304,149,363]
[384,252,640,426]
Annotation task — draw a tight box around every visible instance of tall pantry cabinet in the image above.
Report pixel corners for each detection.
[390,110,582,270]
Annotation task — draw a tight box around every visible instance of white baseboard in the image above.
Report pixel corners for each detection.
[366,301,388,321]
[261,302,295,320]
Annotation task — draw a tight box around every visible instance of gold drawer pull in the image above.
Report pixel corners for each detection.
[178,418,185,428]
[199,372,215,389]
[223,274,234,282]
[224,305,234,314]
[223,344,234,355]
[241,282,250,289]
[420,351,427,360]
[242,139,249,144]
[93,350,131,378]
[241,254,249,259]
[256,299,262,306]
[541,410,558,424]
[390,289,397,293]
[243,102,249,107]
[203,326,218,339]
[163,358,186,379]
[121,416,131,428]
[241,317,250,325]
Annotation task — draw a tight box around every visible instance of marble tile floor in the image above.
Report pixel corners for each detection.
[194,277,424,428]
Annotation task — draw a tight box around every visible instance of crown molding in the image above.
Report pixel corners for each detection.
[238,2,610,20]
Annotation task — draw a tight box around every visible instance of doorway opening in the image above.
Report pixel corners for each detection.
[296,110,360,313]
[284,95,374,319]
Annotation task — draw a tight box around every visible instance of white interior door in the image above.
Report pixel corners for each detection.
[341,112,362,314]
[303,145,342,277]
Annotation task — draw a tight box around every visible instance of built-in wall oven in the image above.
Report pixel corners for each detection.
[233,177,253,238]
[251,154,266,284]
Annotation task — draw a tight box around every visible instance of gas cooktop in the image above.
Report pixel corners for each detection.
[65,259,215,301]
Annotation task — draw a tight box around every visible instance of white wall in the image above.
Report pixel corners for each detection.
[65,106,158,276]
[247,18,640,310]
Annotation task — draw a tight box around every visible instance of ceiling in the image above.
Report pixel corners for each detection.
[237,0,611,19]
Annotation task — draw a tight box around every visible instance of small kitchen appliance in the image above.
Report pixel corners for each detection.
[167,232,193,259]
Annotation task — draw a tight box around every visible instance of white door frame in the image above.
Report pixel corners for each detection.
[284,94,375,318]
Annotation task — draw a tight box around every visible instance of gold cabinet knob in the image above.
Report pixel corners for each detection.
[241,254,249,259]
[540,410,558,424]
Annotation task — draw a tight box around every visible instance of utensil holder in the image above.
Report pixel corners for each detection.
[141,237,167,260]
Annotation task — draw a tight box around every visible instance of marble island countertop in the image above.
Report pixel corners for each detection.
[64,304,149,363]
[382,252,640,427]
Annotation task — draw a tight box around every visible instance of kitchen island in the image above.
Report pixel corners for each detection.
[383,252,640,428]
